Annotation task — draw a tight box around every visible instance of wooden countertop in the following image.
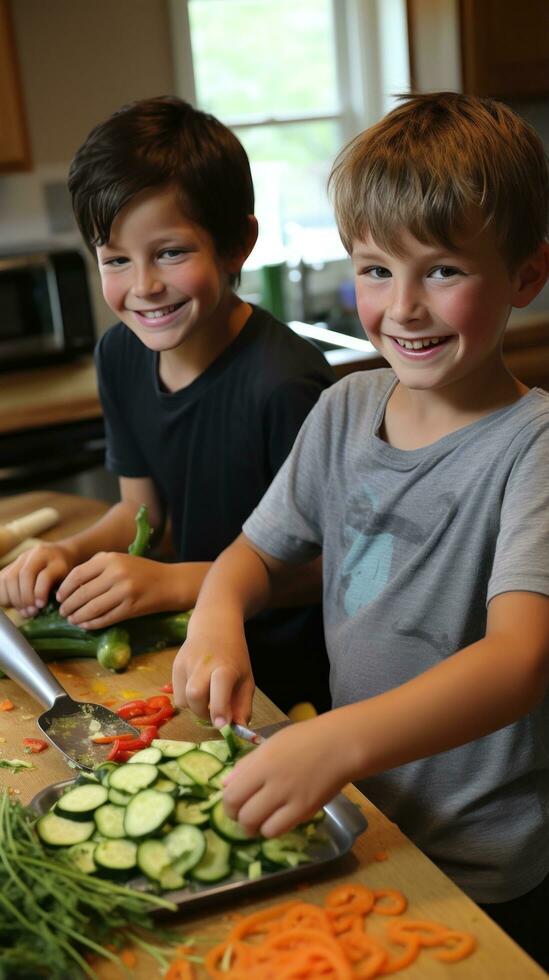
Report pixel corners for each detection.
[0,358,102,434]
[0,491,545,979]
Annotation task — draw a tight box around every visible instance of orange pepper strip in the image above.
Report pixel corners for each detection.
[339,930,388,978]
[228,901,301,941]
[164,960,196,980]
[261,929,352,979]
[280,902,334,934]
[432,929,477,962]
[204,939,258,978]
[379,933,421,975]
[120,948,137,967]
[372,888,408,916]
[387,918,449,947]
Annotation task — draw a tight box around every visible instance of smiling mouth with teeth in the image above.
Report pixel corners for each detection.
[138,302,184,319]
[395,336,448,350]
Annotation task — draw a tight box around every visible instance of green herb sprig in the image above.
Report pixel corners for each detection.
[0,790,178,979]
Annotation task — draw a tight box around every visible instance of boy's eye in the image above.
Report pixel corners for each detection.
[430,265,462,279]
[102,256,128,268]
[361,266,392,279]
[159,248,187,260]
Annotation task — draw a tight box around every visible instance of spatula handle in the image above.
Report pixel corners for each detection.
[0,609,65,708]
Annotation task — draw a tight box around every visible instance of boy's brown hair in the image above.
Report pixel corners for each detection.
[68,96,254,280]
[329,91,549,270]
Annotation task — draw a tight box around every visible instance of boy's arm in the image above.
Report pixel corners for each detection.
[223,590,549,837]
[172,533,297,725]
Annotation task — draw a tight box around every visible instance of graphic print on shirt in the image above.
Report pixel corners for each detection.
[340,484,458,632]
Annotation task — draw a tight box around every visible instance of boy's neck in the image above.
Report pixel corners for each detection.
[382,359,530,451]
[158,295,252,392]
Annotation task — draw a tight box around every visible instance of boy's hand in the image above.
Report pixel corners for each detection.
[56,553,174,629]
[0,542,76,616]
[172,623,255,728]
[222,713,352,838]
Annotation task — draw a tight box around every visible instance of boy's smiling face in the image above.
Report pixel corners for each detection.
[96,185,243,358]
[351,226,535,397]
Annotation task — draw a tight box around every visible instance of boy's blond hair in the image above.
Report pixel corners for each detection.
[329,92,548,270]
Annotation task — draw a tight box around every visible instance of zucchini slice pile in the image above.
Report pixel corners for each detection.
[36,731,325,892]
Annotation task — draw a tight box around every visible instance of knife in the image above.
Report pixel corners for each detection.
[231,722,264,745]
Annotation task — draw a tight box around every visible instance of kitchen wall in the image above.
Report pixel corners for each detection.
[2,0,176,334]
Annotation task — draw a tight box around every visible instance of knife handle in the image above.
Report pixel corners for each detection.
[0,609,65,708]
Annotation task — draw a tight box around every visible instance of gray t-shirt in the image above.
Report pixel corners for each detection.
[243,368,549,903]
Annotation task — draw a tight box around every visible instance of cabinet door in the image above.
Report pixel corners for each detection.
[0,0,30,171]
[459,0,549,99]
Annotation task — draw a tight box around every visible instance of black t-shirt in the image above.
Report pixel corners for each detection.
[95,305,335,711]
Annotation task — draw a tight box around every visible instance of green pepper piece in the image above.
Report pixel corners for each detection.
[128,505,153,557]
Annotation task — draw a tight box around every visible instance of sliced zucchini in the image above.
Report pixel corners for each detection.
[94,838,137,874]
[37,811,95,847]
[94,803,126,839]
[219,723,240,759]
[159,866,186,891]
[197,789,223,812]
[108,787,132,807]
[159,759,195,787]
[94,762,118,785]
[65,840,97,874]
[109,762,158,795]
[232,841,262,871]
[151,738,195,758]
[260,831,311,868]
[175,799,209,826]
[56,784,109,820]
[190,829,231,883]
[127,747,162,765]
[137,838,171,881]
[210,800,256,843]
[164,824,206,874]
[177,749,223,785]
[199,739,231,763]
[154,777,178,794]
[124,788,175,838]
[208,764,234,790]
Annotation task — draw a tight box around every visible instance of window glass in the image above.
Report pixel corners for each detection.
[188,0,338,119]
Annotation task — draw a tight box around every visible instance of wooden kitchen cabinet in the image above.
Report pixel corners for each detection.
[0,0,30,171]
[459,0,549,99]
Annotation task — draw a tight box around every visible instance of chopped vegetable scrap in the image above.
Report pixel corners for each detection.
[199,884,476,978]
[22,737,49,753]
[0,698,15,710]
[161,682,174,693]
[0,758,34,772]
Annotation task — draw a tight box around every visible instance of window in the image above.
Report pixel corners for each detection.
[169,0,410,270]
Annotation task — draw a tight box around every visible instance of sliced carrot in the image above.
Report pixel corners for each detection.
[228,901,300,941]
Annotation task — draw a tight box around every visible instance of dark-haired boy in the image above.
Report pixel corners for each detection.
[0,96,333,713]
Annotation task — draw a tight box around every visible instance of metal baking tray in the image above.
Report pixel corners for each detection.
[30,722,367,912]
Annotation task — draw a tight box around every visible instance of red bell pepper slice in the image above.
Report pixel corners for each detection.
[22,737,48,753]
[130,704,174,727]
[144,695,172,711]
[117,699,148,720]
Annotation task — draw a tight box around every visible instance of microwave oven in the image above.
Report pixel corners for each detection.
[0,247,96,371]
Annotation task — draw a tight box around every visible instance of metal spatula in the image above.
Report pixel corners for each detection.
[0,609,139,771]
